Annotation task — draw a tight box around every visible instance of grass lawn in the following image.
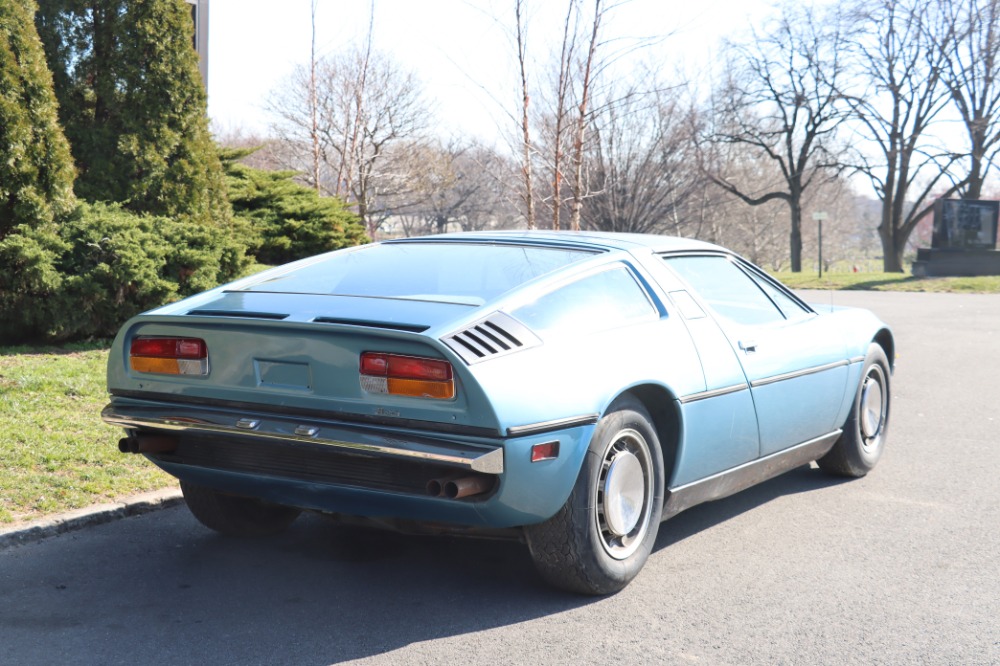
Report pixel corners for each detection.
[771,271,1000,293]
[0,342,172,524]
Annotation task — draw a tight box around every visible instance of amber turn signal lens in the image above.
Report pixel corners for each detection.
[386,377,456,399]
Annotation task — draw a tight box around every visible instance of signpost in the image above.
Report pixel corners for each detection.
[812,211,828,278]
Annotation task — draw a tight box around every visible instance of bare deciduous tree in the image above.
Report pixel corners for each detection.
[844,0,961,271]
[515,0,537,229]
[548,0,580,230]
[567,0,606,231]
[939,0,1000,200]
[405,140,520,235]
[703,3,851,272]
[581,83,700,234]
[268,46,429,237]
[308,0,320,193]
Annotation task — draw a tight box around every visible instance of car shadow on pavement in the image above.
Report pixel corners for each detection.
[653,463,850,551]
[0,464,848,666]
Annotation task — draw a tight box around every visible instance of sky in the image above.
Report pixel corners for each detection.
[205,0,777,142]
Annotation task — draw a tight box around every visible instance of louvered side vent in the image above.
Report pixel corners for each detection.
[442,312,541,364]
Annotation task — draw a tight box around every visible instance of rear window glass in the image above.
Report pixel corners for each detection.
[242,242,596,306]
[512,266,657,334]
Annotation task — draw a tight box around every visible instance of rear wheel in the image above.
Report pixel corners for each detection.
[818,343,891,478]
[525,395,664,595]
[180,481,301,537]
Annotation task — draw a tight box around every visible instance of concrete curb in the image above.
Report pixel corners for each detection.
[0,488,184,551]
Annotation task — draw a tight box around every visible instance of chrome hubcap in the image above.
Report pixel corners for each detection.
[859,365,887,449]
[596,429,653,560]
[603,451,644,536]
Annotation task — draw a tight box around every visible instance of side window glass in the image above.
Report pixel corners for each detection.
[664,256,785,326]
[512,266,656,335]
[668,290,706,320]
[746,270,811,321]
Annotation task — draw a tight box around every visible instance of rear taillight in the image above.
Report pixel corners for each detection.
[360,352,455,399]
[129,337,209,376]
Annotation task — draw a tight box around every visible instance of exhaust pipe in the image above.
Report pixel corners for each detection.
[426,474,493,499]
[442,475,493,500]
[118,435,178,454]
[426,474,462,497]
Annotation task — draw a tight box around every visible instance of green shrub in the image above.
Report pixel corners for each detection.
[0,203,249,343]
[0,0,75,237]
[0,223,69,342]
[222,148,368,264]
[37,0,229,227]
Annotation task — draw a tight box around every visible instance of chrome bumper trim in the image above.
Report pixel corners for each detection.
[102,403,504,475]
[506,414,599,437]
[750,359,850,388]
[678,383,748,404]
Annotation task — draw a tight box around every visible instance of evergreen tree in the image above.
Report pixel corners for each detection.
[222,148,368,265]
[36,0,228,225]
[0,0,75,239]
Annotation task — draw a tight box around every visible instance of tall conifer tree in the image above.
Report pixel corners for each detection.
[36,0,228,225]
[0,0,75,239]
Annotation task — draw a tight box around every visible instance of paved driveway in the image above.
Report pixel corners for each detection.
[2,291,998,665]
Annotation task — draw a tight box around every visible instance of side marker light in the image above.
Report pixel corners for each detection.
[531,441,560,462]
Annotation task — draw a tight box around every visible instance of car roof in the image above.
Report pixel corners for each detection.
[388,230,726,254]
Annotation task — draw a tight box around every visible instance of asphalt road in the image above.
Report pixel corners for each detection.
[2,291,998,665]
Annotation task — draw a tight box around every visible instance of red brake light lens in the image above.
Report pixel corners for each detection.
[360,352,455,399]
[130,337,207,359]
[361,353,452,381]
[359,353,390,376]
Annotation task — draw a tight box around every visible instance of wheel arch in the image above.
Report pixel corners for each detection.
[873,327,895,371]
[614,384,681,492]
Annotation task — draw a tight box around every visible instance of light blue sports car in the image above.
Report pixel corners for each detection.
[103,232,893,594]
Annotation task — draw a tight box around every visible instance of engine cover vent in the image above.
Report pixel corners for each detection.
[442,312,541,364]
[187,309,288,320]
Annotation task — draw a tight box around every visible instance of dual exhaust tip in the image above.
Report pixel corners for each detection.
[426,475,493,500]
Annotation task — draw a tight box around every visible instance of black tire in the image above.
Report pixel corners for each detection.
[180,481,301,537]
[818,343,891,478]
[524,395,665,595]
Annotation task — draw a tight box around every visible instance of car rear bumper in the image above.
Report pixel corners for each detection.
[102,397,594,528]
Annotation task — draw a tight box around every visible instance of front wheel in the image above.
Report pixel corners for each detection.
[180,481,301,537]
[524,395,665,595]
[818,343,891,478]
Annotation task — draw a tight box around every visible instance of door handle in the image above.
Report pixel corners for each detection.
[739,339,757,353]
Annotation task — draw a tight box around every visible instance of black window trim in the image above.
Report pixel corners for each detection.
[657,250,816,322]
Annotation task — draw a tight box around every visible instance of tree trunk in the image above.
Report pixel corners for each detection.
[965,143,984,200]
[877,153,905,272]
[309,0,320,193]
[788,185,803,272]
[789,204,802,273]
[878,223,905,273]
[569,0,602,232]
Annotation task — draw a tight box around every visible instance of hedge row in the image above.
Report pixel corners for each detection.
[0,203,246,343]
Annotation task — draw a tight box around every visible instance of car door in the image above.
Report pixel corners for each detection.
[663,254,849,457]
